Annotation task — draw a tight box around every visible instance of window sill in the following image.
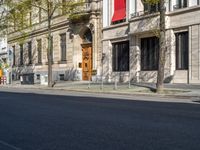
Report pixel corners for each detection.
[58,60,67,64]
[140,69,158,71]
[111,19,126,25]
[176,69,188,70]
[167,5,200,16]
[45,61,54,65]
[35,63,43,66]
[103,22,129,31]
[112,71,130,72]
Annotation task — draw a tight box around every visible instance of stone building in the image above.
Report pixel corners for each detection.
[0,37,7,64]
[8,0,102,82]
[0,1,8,67]
[102,0,200,84]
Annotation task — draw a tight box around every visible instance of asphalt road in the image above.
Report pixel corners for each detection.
[0,91,200,150]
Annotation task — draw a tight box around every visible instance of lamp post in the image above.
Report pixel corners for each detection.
[101,53,105,90]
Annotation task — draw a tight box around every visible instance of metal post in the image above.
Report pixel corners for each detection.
[101,52,105,90]
[114,75,117,90]
[88,76,91,89]
[128,72,131,89]
[100,76,103,90]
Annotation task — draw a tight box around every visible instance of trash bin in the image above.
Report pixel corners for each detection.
[20,73,34,85]
[40,75,48,85]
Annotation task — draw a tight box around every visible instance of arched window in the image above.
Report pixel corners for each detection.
[82,29,92,43]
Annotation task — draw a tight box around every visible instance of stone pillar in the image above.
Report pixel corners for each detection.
[189,25,200,83]
[102,40,112,82]
[165,29,176,79]
[129,35,140,82]
[89,0,102,74]
[89,16,98,71]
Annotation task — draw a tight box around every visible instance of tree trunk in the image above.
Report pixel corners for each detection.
[156,0,166,93]
[47,19,53,87]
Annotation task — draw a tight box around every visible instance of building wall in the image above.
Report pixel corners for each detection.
[168,6,200,83]
[189,24,200,83]
[0,37,8,62]
[8,0,103,82]
[102,0,200,83]
[0,38,7,53]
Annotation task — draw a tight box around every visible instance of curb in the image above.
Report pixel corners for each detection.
[1,85,200,101]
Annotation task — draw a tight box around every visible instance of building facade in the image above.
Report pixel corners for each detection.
[8,0,102,82]
[103,0,200,84]
[0,37,7,63]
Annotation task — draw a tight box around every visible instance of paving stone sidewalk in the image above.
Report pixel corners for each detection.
[1,81,200,100]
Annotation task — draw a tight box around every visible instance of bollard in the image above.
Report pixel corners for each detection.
[114,76,117,90]
[100,76,103,90]
[5,77,7,84]
[128,74,131,89]
[88,76,91,89]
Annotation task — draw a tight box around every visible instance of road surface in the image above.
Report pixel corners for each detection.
[0,90,200,150]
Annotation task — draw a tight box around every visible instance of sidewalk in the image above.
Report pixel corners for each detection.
[1,81,200,100]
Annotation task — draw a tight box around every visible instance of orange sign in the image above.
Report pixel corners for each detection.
[0,69,3,78]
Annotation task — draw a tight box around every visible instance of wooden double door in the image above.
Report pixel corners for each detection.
[82,44,92,80]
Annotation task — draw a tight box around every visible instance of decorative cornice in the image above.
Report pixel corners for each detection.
[8,20,70,43]
[166,5,200,16]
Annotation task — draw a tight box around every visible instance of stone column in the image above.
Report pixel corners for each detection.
[189,25,200,83]
[129,35,140,82]
[90,0,102,73]
[102,40,112,82]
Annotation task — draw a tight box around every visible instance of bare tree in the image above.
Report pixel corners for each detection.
[156,0,166,93]
[143,0,166,93]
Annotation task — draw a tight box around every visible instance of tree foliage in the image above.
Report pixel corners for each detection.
[1,0,84,87]
[1,0,84,32]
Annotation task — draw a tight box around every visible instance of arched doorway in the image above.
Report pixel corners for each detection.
[81,28,93,80]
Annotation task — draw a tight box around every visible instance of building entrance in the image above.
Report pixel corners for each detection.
[82,44,92,80]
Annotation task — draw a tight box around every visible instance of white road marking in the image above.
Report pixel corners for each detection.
[0,140,22,150]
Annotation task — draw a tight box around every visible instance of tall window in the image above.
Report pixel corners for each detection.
[143,2,160,13]
[28,41,32,64]
[83,29,92,43]
[12,45,15,66]
[37,0,42,23]
[174,0,187,9]
[37,39,42,64]
[175,32,188,70]
[29,12,32,26]
[141,37,159,70]
[39,7,42,23]
[112,0,126,24]
[62,0,66,14]
[20,44,23,66]
[60,33,66,61]
[112,41,129,71]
